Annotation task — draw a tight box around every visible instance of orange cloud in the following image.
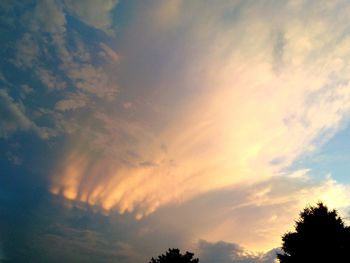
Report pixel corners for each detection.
[51,1,350,223]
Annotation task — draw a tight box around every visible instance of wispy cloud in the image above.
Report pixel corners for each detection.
[147,172,350,251]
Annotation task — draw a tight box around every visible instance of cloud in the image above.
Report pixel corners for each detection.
[99,43,120,63]
[36,68,67,91]
[64,0,119,33]
[26,0,117,60]
[0,89,33,135]
[64,62,118,99]
[55,92,88,111]
[201,175,350,251]
[144,172,350,253]
[14,0,119,96]
[30,0,66,35]
[19,85,35,99]
[0,89,49,138]
[50,0,350,220]
[3,0,350,257]
[50,165,350,252]
[13,33,40,68]
[1,89,59,139]
[7,0,119,139]
[0,178,146,263]
[2,162,349,262]
[34,224,142,263]
[197,240,277,263]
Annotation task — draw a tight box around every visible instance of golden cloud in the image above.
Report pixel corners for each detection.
[51,1,350,221]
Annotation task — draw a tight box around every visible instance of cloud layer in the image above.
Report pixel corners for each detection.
[48,0,350,220]
[2,1,350,259]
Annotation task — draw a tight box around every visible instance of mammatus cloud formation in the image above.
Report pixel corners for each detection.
[50,0,350,221]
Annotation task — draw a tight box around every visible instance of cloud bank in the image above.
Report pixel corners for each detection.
[2,0,350,257]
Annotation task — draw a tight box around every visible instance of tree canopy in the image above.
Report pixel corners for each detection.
[278,202,350,262]
[149,248,199,263]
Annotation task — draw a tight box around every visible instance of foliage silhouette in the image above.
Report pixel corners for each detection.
[277,202,350,262]
[149,248,199,263]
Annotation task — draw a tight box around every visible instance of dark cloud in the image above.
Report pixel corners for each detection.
[0,171,144,263]
[198,240,278,263]
[0,163,189,263]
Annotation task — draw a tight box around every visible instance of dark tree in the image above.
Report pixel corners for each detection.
[277,202,350,262]
[149,248,199,263]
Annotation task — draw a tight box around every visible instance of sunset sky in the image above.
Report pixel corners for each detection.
[2,1,350,262]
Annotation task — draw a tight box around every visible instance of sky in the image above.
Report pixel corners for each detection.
[1,1,350,262]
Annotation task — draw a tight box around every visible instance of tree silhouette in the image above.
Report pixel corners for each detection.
[149,248,199,263]
[277,202,350,262]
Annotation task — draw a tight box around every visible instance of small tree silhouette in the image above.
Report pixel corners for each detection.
[277,202,350,262]
[149,248,199,263]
